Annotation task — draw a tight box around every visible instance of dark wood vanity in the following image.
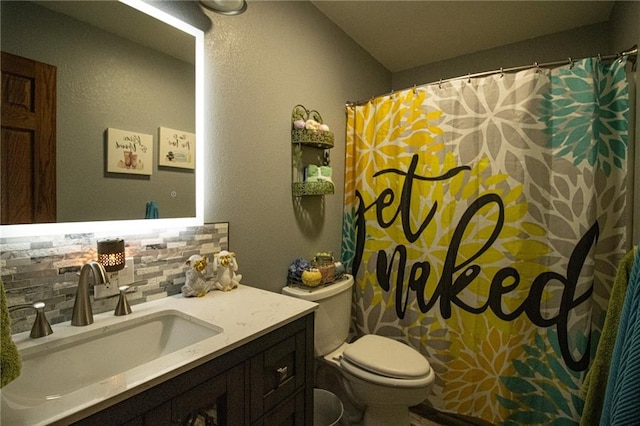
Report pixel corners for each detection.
[70,314,314,426]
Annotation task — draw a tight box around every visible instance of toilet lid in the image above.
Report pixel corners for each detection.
[342,335,430,379]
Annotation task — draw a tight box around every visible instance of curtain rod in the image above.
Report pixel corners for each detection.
[346,45,638,107]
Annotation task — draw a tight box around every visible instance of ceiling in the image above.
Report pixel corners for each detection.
[310,1,615,73]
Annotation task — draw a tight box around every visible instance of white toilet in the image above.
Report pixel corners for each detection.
[282,274,435,425]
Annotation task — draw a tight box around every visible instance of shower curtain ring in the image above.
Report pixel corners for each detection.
[568,57,574,69]
[534,62,540,73]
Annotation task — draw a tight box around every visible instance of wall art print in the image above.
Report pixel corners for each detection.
[158,127,195,169]
[342,57,631,425]
[106,128,153,175]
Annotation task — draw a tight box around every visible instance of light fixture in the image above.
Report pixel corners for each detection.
[97,238,126,272]
[199,0,247,15]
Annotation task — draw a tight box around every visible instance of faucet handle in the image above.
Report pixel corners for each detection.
[114,286,132,316]
[8,302,53,338]
[31,302,54,338]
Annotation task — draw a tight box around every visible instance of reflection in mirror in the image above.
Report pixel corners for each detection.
[2,0,195,223]
[0,0,204,237]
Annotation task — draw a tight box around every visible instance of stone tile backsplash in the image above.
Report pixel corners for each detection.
[1,223,228,334]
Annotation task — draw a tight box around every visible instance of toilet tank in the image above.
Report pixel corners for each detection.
[282,274,354,356]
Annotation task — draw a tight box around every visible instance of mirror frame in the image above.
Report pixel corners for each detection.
[0,0,204,238]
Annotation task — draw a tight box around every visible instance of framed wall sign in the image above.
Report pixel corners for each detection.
[106,128,153,175]
[158,127,195,169]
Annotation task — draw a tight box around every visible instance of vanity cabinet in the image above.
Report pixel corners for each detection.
[72,314,314,426]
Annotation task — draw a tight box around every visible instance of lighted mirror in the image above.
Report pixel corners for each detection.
[0,0,204,237]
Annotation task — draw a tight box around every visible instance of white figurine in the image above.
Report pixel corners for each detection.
[182,254,212,297]
[213,250,242,291]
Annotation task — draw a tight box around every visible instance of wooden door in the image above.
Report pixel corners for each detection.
[1,51,56,224]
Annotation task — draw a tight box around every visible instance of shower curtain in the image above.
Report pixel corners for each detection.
[341,57,631,425]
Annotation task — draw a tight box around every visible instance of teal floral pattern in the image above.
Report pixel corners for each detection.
[542,58,629,176]
[341,209,356,271]
[498,329,594,425]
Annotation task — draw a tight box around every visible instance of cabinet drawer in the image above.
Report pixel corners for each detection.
[250,330,306,422]
[170,364,244,425]
[171,373,226,424]
[253,389,305,426]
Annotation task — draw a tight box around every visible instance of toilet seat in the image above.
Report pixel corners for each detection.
[339,335,433,388]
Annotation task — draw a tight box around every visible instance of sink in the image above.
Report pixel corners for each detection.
[1,310,222,405]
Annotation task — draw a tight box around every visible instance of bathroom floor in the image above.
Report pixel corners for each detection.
[410,411,442,426]
[409,403,495,426]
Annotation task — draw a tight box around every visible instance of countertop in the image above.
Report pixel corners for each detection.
[1,284,318,426]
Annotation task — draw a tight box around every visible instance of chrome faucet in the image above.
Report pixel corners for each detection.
[9,302,53,338]
[72,261,108,326]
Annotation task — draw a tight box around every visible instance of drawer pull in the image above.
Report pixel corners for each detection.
[276,366,289,383]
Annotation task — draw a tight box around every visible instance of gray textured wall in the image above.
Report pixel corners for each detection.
[197,1,390,291]
[391,23,610,90]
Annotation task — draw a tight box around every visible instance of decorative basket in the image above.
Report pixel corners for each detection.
[291,104,334,148]
[288,273,342,288]
[287,254,343,288]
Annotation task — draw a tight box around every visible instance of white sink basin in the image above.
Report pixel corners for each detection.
[2,310,222,405]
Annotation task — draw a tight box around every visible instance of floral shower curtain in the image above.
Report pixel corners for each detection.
[341,57,631,424]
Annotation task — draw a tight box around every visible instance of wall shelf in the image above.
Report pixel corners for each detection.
[292,181,335,197]
[291,131,334,149]
[291,105,334,197]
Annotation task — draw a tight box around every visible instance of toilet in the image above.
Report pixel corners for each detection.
[282,274,435,425]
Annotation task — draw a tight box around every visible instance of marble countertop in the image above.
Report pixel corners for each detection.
[1,285,318,426]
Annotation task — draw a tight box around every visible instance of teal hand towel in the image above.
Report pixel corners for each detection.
[600,246,640,424]
[145,201,159,219]
[580,247,636,425]
[1,279,22,388]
